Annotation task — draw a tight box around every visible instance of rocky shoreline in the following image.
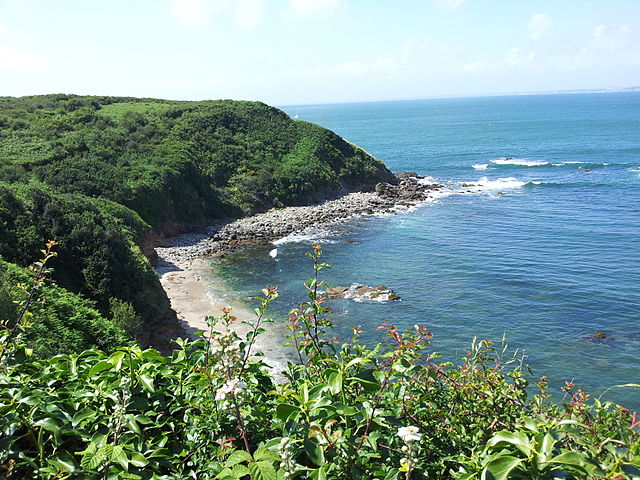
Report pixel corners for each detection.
[156,172,442,266]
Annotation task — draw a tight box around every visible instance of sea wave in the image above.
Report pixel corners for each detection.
[417,176,440,184]
[551,161,611,168]
[272,228,339,246]
[460,177,527,191]
[491,157,548,167]
[472,163,489,170]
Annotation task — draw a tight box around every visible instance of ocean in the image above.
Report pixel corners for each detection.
[210,93,640,410]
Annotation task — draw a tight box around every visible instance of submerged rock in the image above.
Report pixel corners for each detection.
[592,331,615,341]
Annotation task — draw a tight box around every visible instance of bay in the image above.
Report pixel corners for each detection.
[211,93,640,410]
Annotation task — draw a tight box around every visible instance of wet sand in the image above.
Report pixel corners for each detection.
[157,257,293,379]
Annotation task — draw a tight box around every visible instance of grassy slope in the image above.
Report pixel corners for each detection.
[0,94,396,351]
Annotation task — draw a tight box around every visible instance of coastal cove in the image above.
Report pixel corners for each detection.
[160,93,640,411]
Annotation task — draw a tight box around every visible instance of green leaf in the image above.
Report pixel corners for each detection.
[137,373,155,393]
[253,447,280,462]
[48,450,77,473]
[80,445,104,471]
[125,414,141,435]
[88,360,113,377]
[249,460,277,480]
[129,452,148,468]
[276,403,300,421]
[34,417,60,434]
[225,450,253,467]
[483,455,522,480]
[215,467,237,480]
[107,351,126,370]
[537,432,555,466]
[328,371,343,395]
[233,464,250,477]
[110,445,129,471]
[486,431,531,455]
[134,414,153,425]
[345,357,368,369]
[72,408,96,427]
[548,451,587,469]
[349,369,381,392]
[334,403,358,416]
[310,466,327,480]
[304,436,325,467]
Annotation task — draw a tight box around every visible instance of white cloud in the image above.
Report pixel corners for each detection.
[528,13,552,41]
[172,0,263,29]
[289,0,345,17]
[504,47,536,68]
[593,24,632,44]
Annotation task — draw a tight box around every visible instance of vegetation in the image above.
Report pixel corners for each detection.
[0,94,395,350]
[0,246,638,479]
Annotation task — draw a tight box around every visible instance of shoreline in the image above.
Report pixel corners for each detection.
[157,256,294,379]
[155,173,443,374]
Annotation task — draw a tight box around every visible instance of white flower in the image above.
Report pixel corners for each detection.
[397,426,422,443]
[279,437,291,450]
[215,379,248,403]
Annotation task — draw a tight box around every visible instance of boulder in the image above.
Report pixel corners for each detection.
[326,286,349,299]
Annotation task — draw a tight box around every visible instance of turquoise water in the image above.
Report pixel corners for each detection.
[213,93,640,410]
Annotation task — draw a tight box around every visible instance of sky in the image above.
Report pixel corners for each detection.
[1,0,639,105]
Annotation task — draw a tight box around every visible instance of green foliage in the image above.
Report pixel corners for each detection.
[0,249,637,479]
[0,184,173,331]
[0,94,394,227]
[109,298,142,339]
[0,94,395,350]
[0,257,129,357]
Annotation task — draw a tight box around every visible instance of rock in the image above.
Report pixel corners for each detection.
[326,286,349,299]
[327,284,401,302]
[154,177,444,264]
[593,331,607,339]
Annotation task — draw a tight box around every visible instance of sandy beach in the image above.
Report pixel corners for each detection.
[157,256,293,378]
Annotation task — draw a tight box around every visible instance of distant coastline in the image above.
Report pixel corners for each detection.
[279,86,640,109]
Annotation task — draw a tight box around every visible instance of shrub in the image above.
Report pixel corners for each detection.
[0,247,637,479]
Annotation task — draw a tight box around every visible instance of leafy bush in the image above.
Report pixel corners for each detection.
[0,184,173,333]
[0,253,129,357]
[0,247,637,479]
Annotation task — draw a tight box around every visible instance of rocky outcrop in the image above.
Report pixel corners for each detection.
[326,284,401,302]
[155,172,443,266]
[376,172,444,204]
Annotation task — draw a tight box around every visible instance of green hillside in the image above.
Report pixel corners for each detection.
[0,94,396,349]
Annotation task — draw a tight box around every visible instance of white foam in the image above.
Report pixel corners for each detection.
[272,228,337,246]
[628,166,640,173]
[461,177,527,191]
[472,163,489,170]
[417,176,439,185]
[491,158,548,167]
[269,248,278,258]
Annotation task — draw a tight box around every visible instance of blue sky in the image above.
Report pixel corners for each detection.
[1,0,639,105]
